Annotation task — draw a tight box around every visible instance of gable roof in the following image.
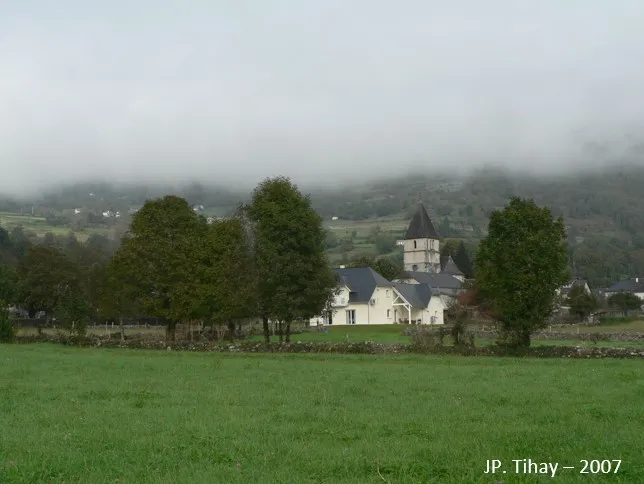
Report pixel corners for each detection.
[400,271,463,290]
[403,202,440,240]
[560,279,589,296]
[334,267,393,303]
[440,255,464,276]
[606,278,644,293]
[393,283,434,308]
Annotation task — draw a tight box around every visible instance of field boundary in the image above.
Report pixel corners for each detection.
[13,333,644,358]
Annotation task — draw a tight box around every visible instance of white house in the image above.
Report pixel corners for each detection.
[392,283,447,325]
[311,267,446,326]
[557,278,591,298]
[604,277,644,301]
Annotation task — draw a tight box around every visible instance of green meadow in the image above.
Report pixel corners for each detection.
[1,344,642,483]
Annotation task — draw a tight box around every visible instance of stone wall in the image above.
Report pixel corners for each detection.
[13,333,644,358]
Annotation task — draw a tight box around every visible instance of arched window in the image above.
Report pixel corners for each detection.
[412,264,418,271]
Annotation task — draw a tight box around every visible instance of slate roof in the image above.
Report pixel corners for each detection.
[440,255,464,276]
[605,278,644,293]
[560,279,589,296]
[400,271,463,289]
[334,267,393,303]
[393,283,435,308]
[403,202,441,240]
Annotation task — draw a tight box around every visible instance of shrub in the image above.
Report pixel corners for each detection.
[409,327,441,351]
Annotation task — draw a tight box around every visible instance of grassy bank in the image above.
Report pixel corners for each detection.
[1,344,642,483]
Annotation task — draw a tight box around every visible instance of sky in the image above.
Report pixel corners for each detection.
[2,1,644,195]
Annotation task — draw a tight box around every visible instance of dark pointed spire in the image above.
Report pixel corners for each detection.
[404,202,440,240]
[440,255,464,276]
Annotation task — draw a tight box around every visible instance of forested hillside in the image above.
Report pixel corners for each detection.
[1,164,644,288]
[309,164,644,288]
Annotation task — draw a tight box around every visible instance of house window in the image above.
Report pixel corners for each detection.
[412,264,418,271]
[387,309,391,318]
[346,309,356,325]
[413,240,417,248]
[386,290,389,297]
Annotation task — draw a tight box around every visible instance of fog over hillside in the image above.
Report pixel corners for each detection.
[2,1,644,196]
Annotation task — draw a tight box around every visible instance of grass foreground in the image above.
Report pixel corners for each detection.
[1,344,643,483]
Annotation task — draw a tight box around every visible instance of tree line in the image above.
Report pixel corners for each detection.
[0,177,337,343]
[1,190,641,348]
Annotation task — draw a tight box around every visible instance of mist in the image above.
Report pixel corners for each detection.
[2,1,644,196]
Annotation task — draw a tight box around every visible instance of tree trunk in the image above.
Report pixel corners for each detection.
[278,321,283,343]
[166,321,176,341]
[518,329,531,347]
[262,315,270,343]
[227,320,236,341]
[119,317,125,341]
[285,321,291,342]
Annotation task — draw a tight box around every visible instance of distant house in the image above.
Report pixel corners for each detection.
[310,266,446,326]
[392,283,447,325]
[331,216,339,220]
[392,272,464,298]
[192,204,205,212]
[604,277,644,301]
[74,208,81,215]
[557,279,591,298]
[102,210,113,218]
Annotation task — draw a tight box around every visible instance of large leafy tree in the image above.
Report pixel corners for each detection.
[245,177,336,342]
[198,215,257,340]
[16,246,83,322]
[109,196,204,340]
[475,197,569,347]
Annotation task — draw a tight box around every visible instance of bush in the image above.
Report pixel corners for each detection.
[0,306,15,343]
[409,326,442,351]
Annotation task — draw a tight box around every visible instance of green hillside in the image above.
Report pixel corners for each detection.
[2,164,644,288]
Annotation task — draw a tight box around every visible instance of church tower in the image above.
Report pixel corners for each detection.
[401,202,441,273]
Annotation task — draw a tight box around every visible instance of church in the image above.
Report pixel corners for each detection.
[397,202,466,283]
[310,202,466,326]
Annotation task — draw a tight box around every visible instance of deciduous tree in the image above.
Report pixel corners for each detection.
[109,196,203,340]
[475,197,569,347]
[199,215,257,340]
[16,246,82,322]
[245,177,336,342]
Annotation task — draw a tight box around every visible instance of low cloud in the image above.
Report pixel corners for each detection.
[2,1,644,196]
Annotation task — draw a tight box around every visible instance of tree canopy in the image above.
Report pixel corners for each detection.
[109,195,204,339]
[475,197,569,347]
[245,177,336,342]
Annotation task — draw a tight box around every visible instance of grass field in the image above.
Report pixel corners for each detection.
[0,212,109,241]
[1,345,642,483]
